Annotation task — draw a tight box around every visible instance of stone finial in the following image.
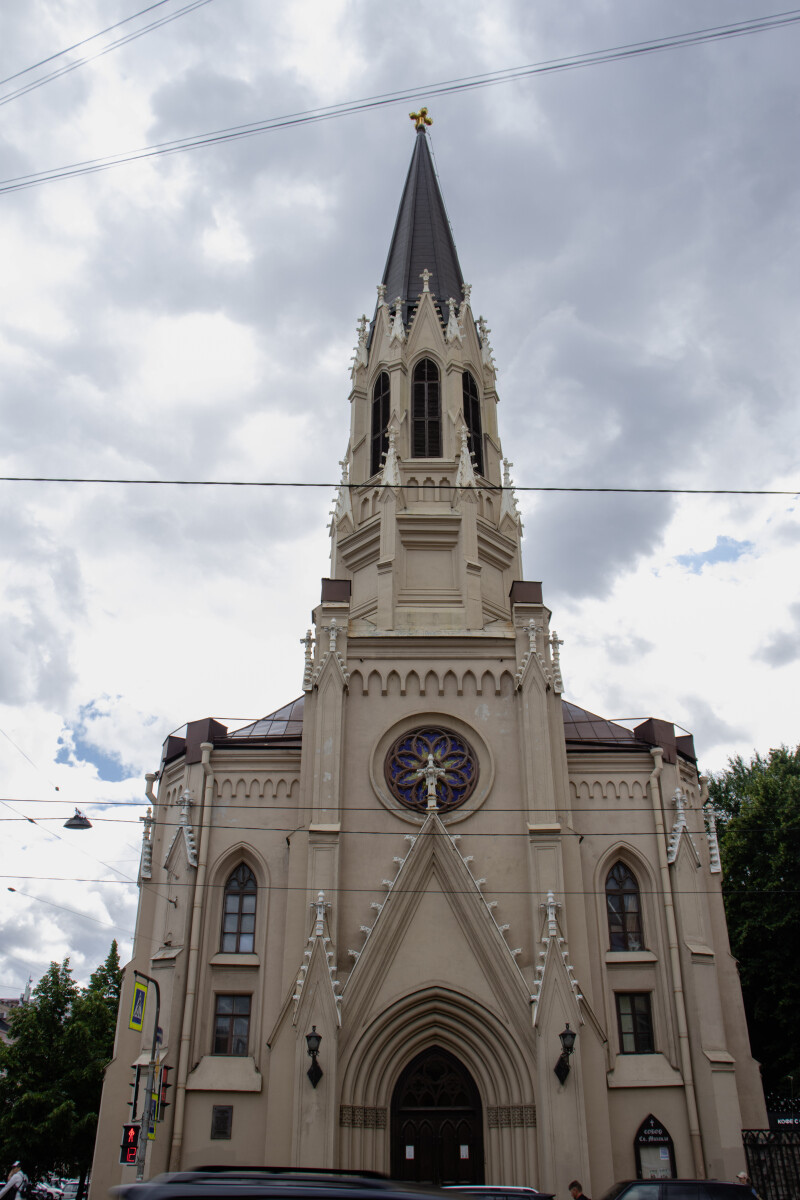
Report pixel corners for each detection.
[550,630,564,694]
[390,297,406,344]
[381,425,402,488]
[331,456,353,529]
[301,629,315,691]
[462,281,472,306]
[420,267,432,293]
[705,801,722,873]
[478,315,497,371]
[351,314,368,372]
[545,890,559,938]
[455,423,477,489]
[377,283,387,306]
[314,890,326,937]
[667,788,689,862]
[500,457,521,524]
[139,806,153,880]
[445,297,463,344]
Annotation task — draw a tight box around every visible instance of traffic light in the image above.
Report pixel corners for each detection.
[119,1123,140,1166]
[157,1065,172,1122]
[128,1064,141,1119]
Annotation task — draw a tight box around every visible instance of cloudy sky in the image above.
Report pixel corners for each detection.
[1,0,798,994]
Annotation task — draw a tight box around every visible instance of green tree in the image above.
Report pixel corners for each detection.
[0,943,122,1198]
[709,745,800,1098]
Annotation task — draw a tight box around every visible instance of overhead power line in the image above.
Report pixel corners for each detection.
[0,476,797,495]
[0,874,789,898]
[2,9,800,194]
[0,0,216,107]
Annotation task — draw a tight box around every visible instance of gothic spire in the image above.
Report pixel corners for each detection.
[380,124,465,325]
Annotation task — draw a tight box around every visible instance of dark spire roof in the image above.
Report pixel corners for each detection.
[381,128,465,321]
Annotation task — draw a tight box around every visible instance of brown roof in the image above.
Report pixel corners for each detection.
[562,700,648,749]
[221,695,645,753]
[224,696,305,745]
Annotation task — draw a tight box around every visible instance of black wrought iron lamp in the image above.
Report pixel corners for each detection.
[306,1025,323,1088]
[63,808,92,830]
[554,1022,576,1084]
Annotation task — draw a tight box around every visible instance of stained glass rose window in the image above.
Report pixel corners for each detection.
[384,726,478,813]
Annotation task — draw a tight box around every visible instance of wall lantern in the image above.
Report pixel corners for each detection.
[306,1025,323,1088]
[554,1022,576,1084]
[63,809,92,830]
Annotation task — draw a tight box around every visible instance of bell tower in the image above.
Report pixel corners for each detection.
[329,117,524,633]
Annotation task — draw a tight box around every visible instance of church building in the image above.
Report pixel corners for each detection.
[91,115,767,1198]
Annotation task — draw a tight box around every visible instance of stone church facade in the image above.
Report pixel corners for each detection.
[91,121,766,1198]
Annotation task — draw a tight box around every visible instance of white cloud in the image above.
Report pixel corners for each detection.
[1,0,799,994]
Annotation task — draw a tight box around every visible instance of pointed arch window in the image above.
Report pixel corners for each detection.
[412,359,441,458]
[606,861,643,951]
[371,372,391,477]
[462,371,483,475]
[221,864,257,953]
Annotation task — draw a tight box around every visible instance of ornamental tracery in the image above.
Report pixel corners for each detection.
[384,726,478,813]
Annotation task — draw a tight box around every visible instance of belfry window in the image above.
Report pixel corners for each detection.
[221,863,257,953]
[412,358,441,457]
[606,861,643,951]
[213,994,251,1056]
[462,371,483,475]
[371,372,391,477]
[616,992,655,1054]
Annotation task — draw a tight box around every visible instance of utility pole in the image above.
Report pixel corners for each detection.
[133,971,161,1182]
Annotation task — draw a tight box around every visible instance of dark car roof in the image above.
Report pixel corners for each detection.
[113,1169,459,1200]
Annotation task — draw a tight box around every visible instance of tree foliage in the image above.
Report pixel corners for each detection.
[709,745,800,1097]
[0,943,122,1193]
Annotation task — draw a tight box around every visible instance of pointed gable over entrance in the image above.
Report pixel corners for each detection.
[381,126,465,324]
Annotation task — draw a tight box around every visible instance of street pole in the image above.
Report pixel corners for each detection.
[133,970,161,1182]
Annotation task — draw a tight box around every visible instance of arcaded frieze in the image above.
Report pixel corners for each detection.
[349,665,516,697]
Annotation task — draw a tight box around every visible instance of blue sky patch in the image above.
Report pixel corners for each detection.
[56,699,136,782]
[675,535,753,574]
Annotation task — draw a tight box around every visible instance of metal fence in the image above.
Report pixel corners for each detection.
[743,1129,800,1200]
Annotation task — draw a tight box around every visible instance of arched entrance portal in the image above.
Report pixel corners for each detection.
[391,1047,485,1185]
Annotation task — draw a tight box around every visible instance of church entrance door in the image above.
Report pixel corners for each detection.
[390,1047,485,1185]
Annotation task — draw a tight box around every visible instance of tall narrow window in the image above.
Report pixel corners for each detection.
[462,371,483,475]
[371,372,391,477]
[606,861,643,951]
[221,864,257,953]
[412,359,441,458]
[616,993,655,1054]
[213,994,251,1055]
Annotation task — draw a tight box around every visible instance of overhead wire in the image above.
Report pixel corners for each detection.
[2,10,800,194]
[0,874,788,898]
[0,810,784,833]
[0,0,192,87]
[0,0,216,107]
[0,476,797,496]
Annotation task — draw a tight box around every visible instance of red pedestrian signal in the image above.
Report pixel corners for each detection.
[119,1122,140,1165]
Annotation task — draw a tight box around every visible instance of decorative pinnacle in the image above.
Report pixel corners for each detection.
[420,267,432,293]
[409,107,433,131]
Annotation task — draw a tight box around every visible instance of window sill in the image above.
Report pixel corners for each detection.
[186,1055,262,1092]
[209,953,260,967]
[607,1053,683,1088]
[605,950,657,964]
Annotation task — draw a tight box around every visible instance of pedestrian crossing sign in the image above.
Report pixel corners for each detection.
[129,980,148,1032]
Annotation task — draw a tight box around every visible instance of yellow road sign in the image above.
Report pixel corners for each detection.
[129,980,148,1032]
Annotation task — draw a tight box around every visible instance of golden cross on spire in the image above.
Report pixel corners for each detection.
[409,107,432,131]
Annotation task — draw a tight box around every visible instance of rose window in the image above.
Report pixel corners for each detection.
[384,726,479,813]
